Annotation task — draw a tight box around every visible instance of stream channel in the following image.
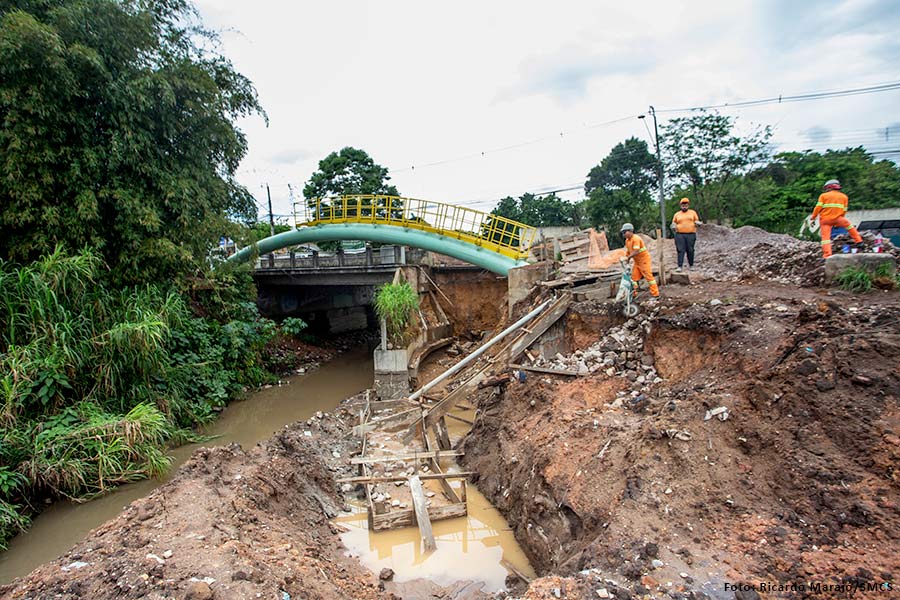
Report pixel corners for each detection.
[0,348,535,591]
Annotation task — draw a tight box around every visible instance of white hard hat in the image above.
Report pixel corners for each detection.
[620,223,634,232]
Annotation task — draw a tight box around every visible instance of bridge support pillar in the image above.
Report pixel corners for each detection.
[508,261,552,318]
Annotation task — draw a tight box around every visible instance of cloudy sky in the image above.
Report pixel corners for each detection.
[195,0,900,222]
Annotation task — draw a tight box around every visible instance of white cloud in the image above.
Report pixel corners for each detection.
[196,0,900,218]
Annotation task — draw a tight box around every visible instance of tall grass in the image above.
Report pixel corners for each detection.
[0,248,277,546]
[374,281,420,346]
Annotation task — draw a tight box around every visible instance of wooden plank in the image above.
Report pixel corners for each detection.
[509,363,578,377]
[433,417,451,450]
[445,413,475,426]
[372,502,468,531]
[408,475,436,552]
[422,295,571,430]
[501,559,533,584]
[349,450,463,464]
[336,471,474,484]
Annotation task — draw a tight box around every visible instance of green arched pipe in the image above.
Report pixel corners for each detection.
[227,223,528,275]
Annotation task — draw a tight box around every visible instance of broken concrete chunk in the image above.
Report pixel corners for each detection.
[704,406,729,421]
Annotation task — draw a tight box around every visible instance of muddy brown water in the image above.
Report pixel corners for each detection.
[0,349,535,591]
[0,349,373,584]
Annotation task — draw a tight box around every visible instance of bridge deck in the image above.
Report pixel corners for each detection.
[295,195,536,261]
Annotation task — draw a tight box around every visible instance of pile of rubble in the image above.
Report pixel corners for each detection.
[696,224,825,286]
[697,224,899,287]
[532,310,662,388]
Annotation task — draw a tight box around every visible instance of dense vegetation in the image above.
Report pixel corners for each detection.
[0,0,281,548]
[582,112,900,236]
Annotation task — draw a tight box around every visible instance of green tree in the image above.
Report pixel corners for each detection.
[661,111,772,224]
[0,0,264,284]
[733,147,900,232]
[490,192,577,227]
[491,196,522,222]
[303,147,399,199]
[584,138,659,234]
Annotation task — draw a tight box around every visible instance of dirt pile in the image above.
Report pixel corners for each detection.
[694,224,899,287]
[0,414,385,600]
[463,282,900,598]
[695,224,825,286]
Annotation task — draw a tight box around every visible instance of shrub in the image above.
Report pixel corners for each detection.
[374,282,420,346]
[280,317,309,338]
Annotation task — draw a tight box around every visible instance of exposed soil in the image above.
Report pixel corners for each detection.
[462,281,900,598]
[4,260,899,600]
[432,269,509,336]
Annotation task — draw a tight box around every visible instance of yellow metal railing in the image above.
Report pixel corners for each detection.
[293,195,537,260]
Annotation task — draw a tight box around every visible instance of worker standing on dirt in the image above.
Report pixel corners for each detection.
[670,197,702,271]
[811,179,863,257]
[621,223,659,298]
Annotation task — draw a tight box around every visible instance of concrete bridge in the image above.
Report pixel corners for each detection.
[230,194,537,275]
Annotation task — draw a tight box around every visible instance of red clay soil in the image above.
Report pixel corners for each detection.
[462,281,900,599]
[432,270,509,336]
[0,413,387,600]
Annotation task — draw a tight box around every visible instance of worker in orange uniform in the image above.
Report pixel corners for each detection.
[811,179,862,257]
[621,223,659,297]
[670,197,702,271]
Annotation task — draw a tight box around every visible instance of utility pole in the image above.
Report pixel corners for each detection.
[641,106,667,284]
[266,183,275,237]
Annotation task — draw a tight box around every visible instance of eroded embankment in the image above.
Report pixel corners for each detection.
[0,416,384,600]
[462,291,900,598]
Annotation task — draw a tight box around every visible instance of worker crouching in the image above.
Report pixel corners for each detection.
[812,179,862,257]
[621,223,659,298]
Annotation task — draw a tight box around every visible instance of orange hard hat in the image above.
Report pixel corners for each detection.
[680,197,690,205]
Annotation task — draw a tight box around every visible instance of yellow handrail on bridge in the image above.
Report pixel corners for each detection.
[293,195,537,261]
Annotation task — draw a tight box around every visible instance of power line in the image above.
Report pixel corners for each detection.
[656,80,900,114]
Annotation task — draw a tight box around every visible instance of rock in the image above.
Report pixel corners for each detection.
[605,367,616,377]
[641,354,655,366]
[852,374,873,386]
[185,581,213,600]
[709,299,722,306]
[231,570,250,581]
[796,358,818,376]
[642,542,659,558]
[340,483,353,493]
[596,589,611,599]
[163,550,173,559]
[379,568,395,581]
[625,370,638,381]
[815,379,836,392]
[391,500,400,507]
[651,559,664,569]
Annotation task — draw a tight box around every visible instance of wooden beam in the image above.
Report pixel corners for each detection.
[336,471,474,484]
[445,413,475,426]
[408,475,436,552]
[509,363,578,377]
[349,450,463,465]
[433,417,451,450]
[372,503,467,531]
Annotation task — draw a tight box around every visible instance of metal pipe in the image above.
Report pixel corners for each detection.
[408,298,553,402]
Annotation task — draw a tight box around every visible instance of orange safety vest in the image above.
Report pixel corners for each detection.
[672,209,700,233]
[812,190,849,221]
[626,236,650,264]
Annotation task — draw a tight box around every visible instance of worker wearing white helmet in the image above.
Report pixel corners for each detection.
[811,179,862,257]
[621,223,659,297]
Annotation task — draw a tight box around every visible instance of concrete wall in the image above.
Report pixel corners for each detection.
[824,253,897,285]
[846,208,900,225]
[508,261,552,318]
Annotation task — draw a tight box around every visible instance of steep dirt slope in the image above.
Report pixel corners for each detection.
[463,283,900,598]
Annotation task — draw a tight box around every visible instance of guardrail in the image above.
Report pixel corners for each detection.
[294,195,536,261]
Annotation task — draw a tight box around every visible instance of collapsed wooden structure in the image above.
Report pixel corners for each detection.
[341,293,573,549]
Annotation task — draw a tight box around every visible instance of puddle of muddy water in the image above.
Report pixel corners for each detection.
[337,487,535,593]
[0,348,374,584]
